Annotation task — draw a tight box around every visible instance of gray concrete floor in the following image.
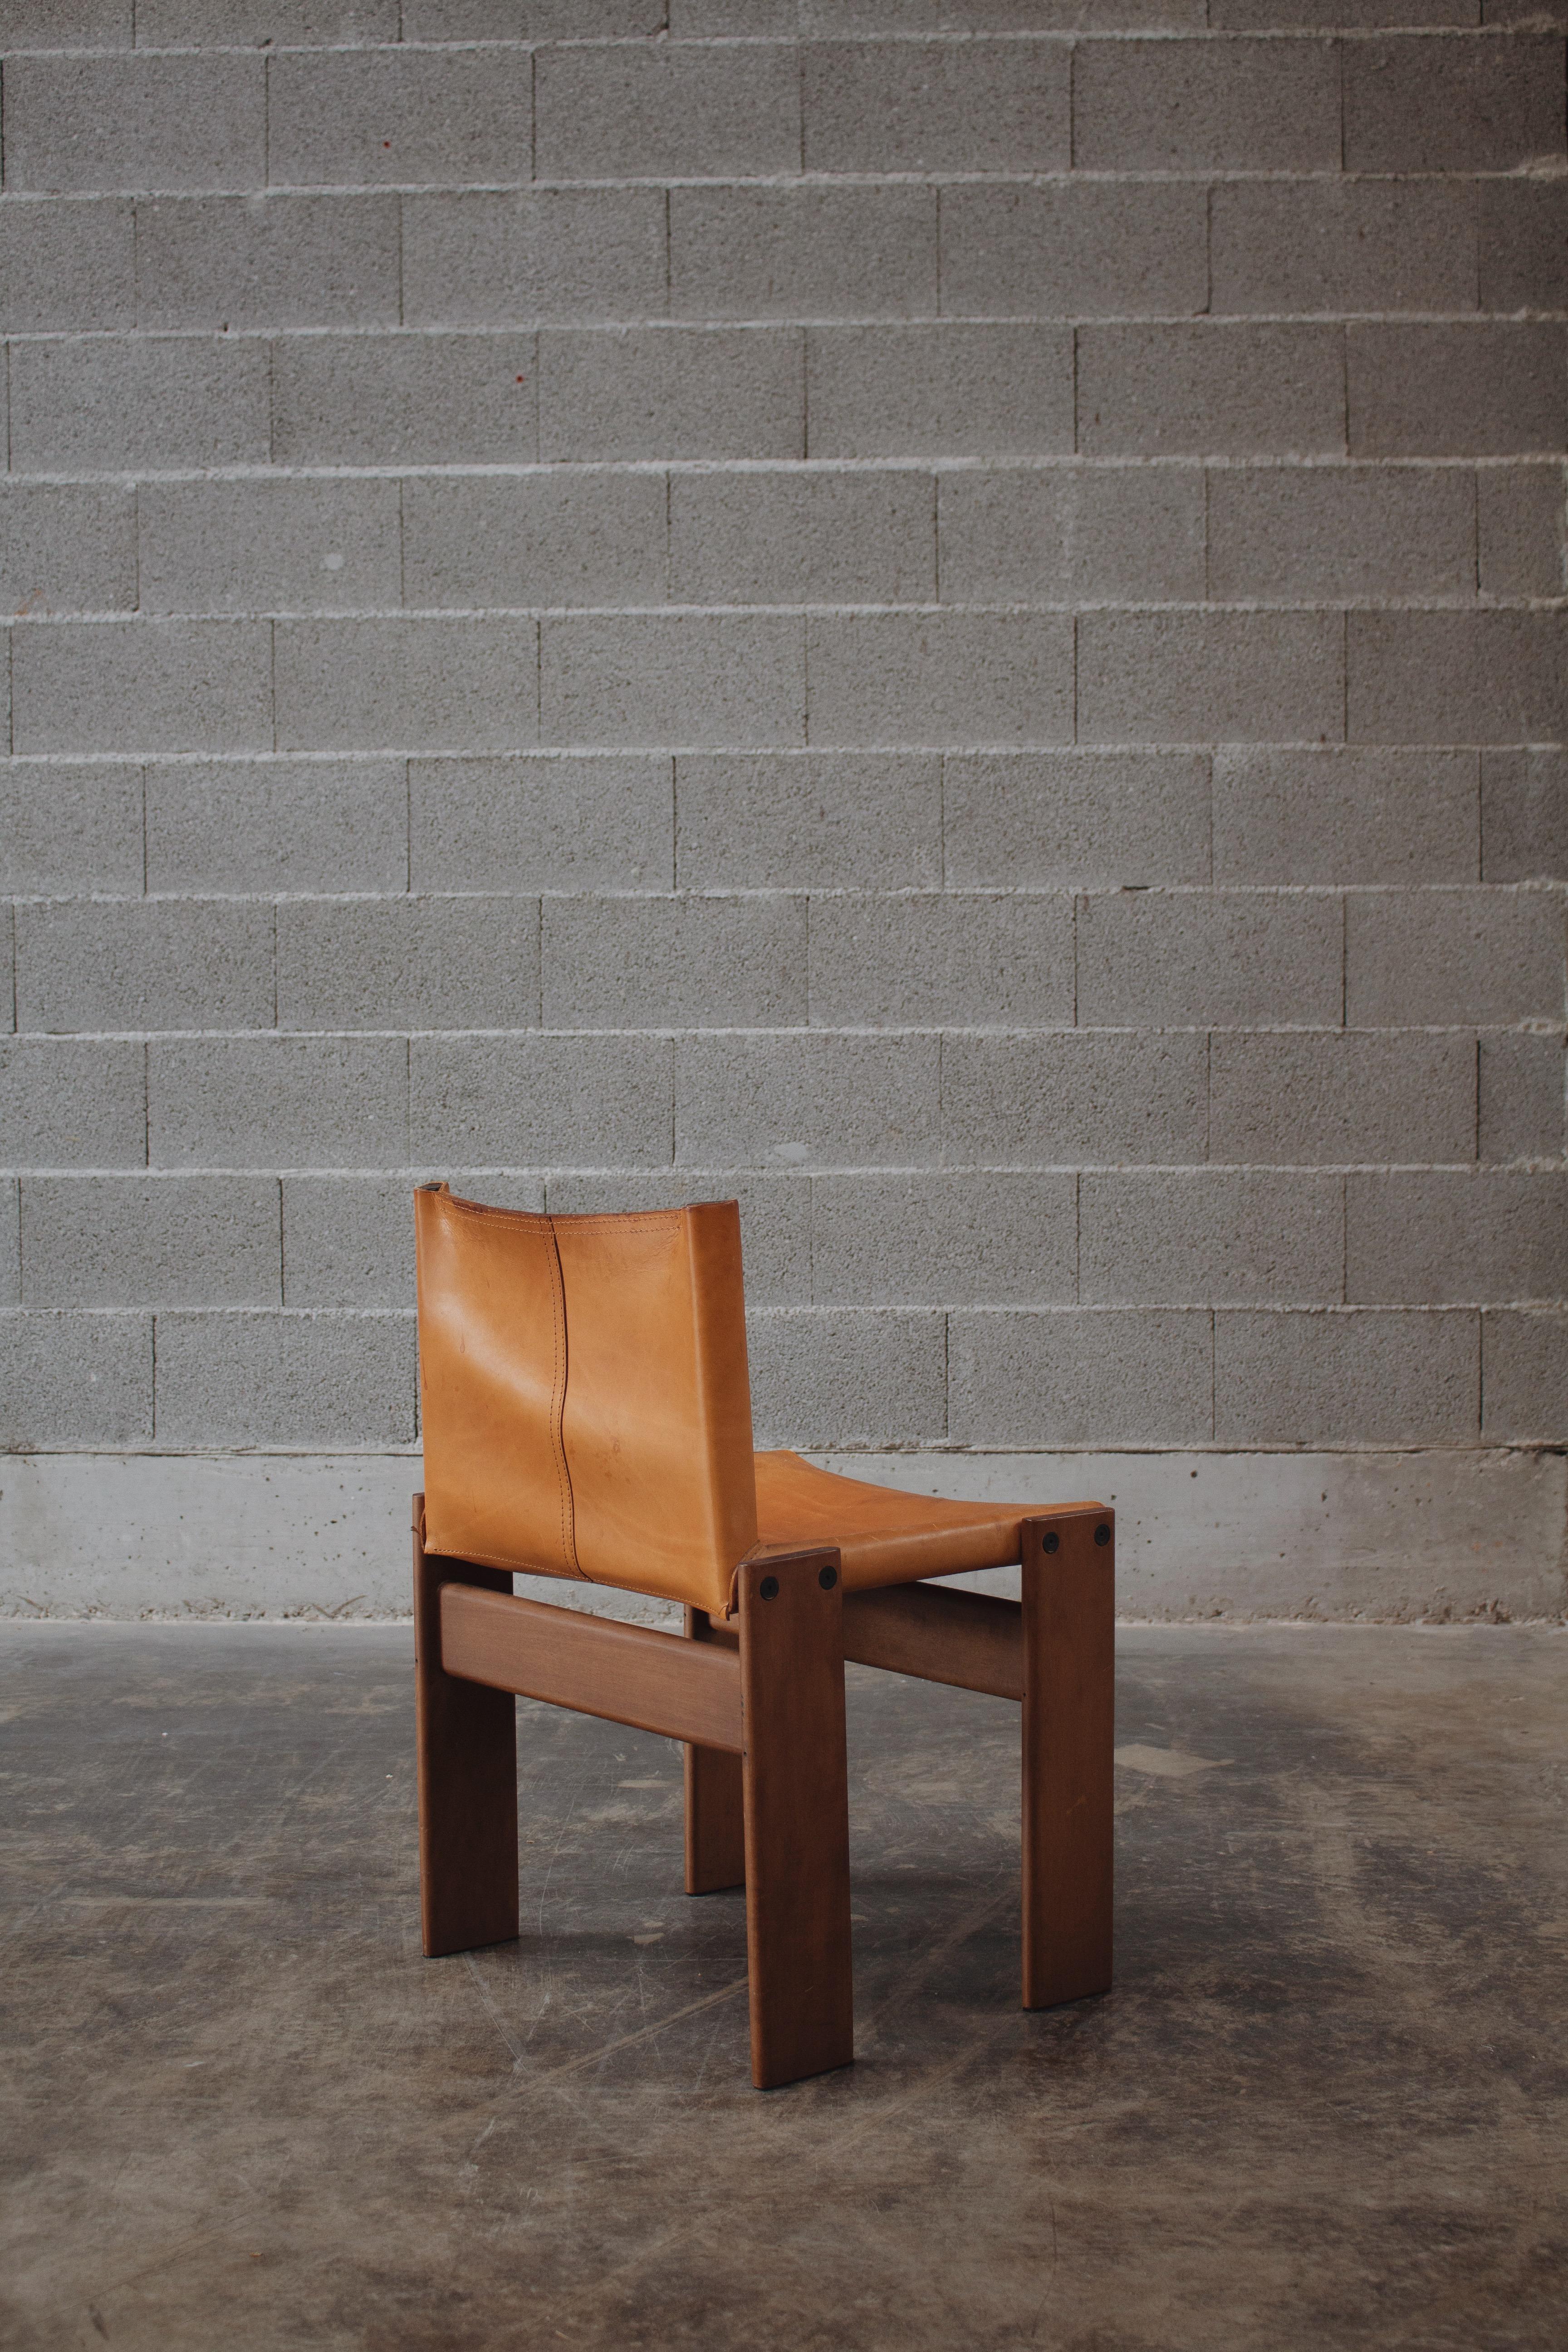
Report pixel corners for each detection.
[2,1624,1564,2352]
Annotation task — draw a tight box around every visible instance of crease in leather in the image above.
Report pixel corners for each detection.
[542,1210,580,1578]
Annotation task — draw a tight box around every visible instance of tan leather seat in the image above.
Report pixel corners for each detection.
[755,1450,1036,1593]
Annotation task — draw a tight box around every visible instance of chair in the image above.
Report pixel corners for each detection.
[412,1185,1114,2091]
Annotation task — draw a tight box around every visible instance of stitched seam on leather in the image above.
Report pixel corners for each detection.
[544,1213,583,1580]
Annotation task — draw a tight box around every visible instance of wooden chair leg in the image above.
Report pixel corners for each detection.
[736,1550,854,2090]
[682,1608,745,1895]
[413,1496,520,1959]
[1020,1511,1115,2009]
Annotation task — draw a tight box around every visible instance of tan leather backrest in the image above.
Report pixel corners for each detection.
[414,1186,759,1616]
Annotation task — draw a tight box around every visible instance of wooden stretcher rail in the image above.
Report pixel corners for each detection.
[439,1581,745,1753]
[842,1582,1025,1701]
[695,1579,1025,1702]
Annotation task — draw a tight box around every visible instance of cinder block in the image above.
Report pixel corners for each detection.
[674,1033,942,1169]
[0,0,130,42]
[411,756,673,892]
[272,334,537,466]
[540,616,804,748]
[138,480,402,615]
[1213,750,1480,886]
[538,328,802,461]
[147,761,406,894]
[137,1,399,38]
[0,1041,147,1169]
[1078,613,1344,747]
[152,1310,416,1447]
[1208,467,1475,601]
[1348,612,1568,745]
[949,1307,1213,1447]
[938,467,1204,603]
[3,53,264,191]
[16,899,274,1034]
[135,195,400,330]
[283,1176,416,1309]
[1077,326,1345,457]
[747,1307,947,1450]
[670,472,934,605]
[807,325,1073,458]
[402,473,666,609]
[542,894,805,1029]
[802,39,1069,172]
[1343,34,1565,172]
[944,752,1210,889]
[409,1034,673,1168]
[808,892,1074,1029]
[1485,1,1568,25]
[1082,1172,1343,1306]
[0,763,142,893]
[1348,1171,1568,1304]
[274,619,536,754]
[1480,1032,1564,1164]
[0,197,133,331]
[1346,887,1564,1027]
[19,1175,280,1307]
[277,896,541,1031]
[400,0,663,29]
[10,336,270,469]
[0,1310,152,1447]
[148,1037,408,1170]
[1215,1308,1478,1444]
[671,0,795,28]
[1078,891,1343,1029]
[1347,325,1565,458]
[13,621,271,755]
[1208,1033,1477,1165]
[1479,180,1568,314]
[1481,1308,1568,1441]
[402,190,667,328]
[0,484,135,616]
[1482,749,1568,882]
[940,1033,1208,1166]
[544,1169,811,1309]
[0,1180,15,1308]
[670,187,937,321]
[676,754,940,891]
[799,0,1204,20]
[268,47,531,188]
[1211,0,1471,22]
[943,180,1206,317]
[808,613,1073,748]
[1211,181,1477,316]
[1478,468,1565,598]
[1073,36,1339,169]
[811,1171,1075,1306]
[534,41,799,180]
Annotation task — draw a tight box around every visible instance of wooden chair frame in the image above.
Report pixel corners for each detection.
[415,1495,1113,2090]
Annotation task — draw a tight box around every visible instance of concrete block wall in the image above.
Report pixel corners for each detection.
[0,2,1564,1618]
